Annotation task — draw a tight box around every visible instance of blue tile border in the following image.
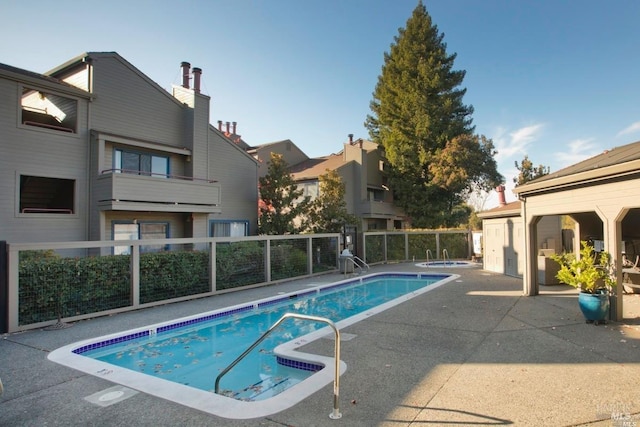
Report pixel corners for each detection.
[276,356,323,372]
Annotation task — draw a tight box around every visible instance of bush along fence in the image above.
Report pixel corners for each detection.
[363,230,473,264]
[5,234,340,333]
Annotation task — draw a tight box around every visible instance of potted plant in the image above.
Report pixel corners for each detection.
[550,241,615,325]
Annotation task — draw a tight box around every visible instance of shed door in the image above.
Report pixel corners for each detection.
[484,223,504,274]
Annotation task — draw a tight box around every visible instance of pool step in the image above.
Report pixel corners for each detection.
[231,376,298,401]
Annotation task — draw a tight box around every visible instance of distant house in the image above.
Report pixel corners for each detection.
[0,53,258,245]
[247,139,310,178]
[288,136,408,233]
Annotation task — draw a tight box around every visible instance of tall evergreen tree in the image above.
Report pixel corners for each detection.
[513,155,550,186]
[365,2,502,228]
[258,153,311,235]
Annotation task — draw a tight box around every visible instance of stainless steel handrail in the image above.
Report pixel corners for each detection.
[352,255,370,272]
[214,312,343,420]
[442,248,450,266]
[426,249,433,264]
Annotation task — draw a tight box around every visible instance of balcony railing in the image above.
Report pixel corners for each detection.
[95,170,221,213]
[359,200,404,218]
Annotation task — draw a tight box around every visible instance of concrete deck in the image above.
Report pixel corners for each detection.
[1,264,639,426]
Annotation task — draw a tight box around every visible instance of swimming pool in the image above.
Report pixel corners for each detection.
[415,260,479,268]
[48,272,457,419]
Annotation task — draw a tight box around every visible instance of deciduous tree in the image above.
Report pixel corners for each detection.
[308,170,357,233]
[258,153,311,235]
[513,155,550,186]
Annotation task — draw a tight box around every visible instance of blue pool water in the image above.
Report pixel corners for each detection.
[79,274,446,401]
[49,272,457,419]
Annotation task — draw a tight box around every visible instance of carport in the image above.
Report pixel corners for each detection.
[513,140,640,321]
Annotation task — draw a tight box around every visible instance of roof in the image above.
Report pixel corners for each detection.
[0,62,91,98]
[289,153,346,180]
[513,139,640,196]
[477,201,521,219]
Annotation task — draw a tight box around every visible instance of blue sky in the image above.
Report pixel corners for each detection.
[3,0,640,208]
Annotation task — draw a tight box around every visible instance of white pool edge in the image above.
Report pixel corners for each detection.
[48,271,459,419]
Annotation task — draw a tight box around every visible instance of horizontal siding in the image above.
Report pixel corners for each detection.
[208,131,258,233]
[525,180,640,218]
[90,56,184,147]
[0,77,90,243]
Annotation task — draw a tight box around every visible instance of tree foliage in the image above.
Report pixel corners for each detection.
[513,155,550,186]
[365,2,503,228]
[308,170,357,233]
[258,153,311,235]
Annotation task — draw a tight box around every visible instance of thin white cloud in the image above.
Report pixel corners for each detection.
[492,123,544,162]
[555,138,600,167]
[617,121,640,137]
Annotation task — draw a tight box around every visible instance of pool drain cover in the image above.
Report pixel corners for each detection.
[84,385,138,407]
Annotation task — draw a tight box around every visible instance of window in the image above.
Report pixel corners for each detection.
[19,175,75,214]
[113,221,169,255]
[114,149,169,177]
[367,188,385,202]
[21,88,77,133]
[210,220,249,237]
[300,181,318,199]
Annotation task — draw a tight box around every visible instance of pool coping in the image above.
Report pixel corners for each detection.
[47,271,459,419]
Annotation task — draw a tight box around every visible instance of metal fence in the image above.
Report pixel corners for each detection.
[363,230,472,264]
[5,234,339,333]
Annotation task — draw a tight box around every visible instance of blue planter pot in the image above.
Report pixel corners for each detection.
[578,291,610,324]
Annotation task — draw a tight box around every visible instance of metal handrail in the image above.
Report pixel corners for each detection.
[214,312,343,420]
[426,249,433,264]
[353,255,370,272]
[343,257,362,276]
[442,248,450,266]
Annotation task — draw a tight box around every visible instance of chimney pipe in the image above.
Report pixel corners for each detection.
[232,121,237,134]
[348,134,353,144]
[225,121,230,134]
[217,120,222,131]
[496,185,506,206]
[181,62,190,89]
[192,67,202,93]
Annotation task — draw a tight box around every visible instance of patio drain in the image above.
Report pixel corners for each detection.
[84,385,138,407]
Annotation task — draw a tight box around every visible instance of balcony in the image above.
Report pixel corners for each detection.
[359,200,404,218]
[95,171,221,213]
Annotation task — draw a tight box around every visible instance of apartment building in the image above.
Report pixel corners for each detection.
[252,135,408,239]
[0,52,258,245]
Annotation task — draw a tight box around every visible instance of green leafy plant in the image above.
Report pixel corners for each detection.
[550,241,615,294]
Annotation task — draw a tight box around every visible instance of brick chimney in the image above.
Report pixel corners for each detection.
[181,62,190,89]
[232,121,237,134]
[496,185,506,206]
[217,120,222,131]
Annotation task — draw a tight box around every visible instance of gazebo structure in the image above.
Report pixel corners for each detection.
[513,140,640,321]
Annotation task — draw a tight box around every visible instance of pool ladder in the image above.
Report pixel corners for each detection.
[214,313,343,420]
[343,255,370,276]
[442,248,450,266]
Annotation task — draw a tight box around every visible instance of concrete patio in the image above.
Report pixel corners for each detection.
[1,264,639,426]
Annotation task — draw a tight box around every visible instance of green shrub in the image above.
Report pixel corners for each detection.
[216,241,265,290]
[139,251,210,303]
[19,255,130,325]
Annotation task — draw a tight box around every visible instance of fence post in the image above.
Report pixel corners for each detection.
[210,241,216,292]
[0,241,7,333]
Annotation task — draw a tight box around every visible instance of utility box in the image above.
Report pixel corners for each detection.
[339,249,354,274]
